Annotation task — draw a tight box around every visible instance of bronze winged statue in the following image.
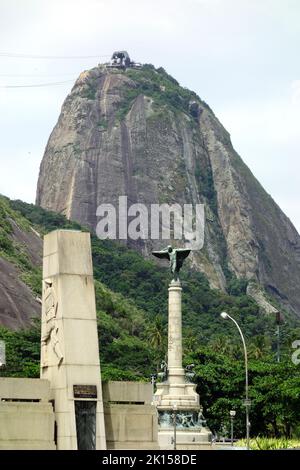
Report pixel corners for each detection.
[152,245,191,281]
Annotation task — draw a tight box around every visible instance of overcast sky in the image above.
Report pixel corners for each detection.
[0,0,299,232]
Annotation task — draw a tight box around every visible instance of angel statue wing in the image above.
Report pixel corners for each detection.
[152,246,191,280]
[152,246,171,260]
[175,248,191,270]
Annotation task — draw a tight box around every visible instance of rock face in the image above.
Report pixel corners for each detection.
[36,65,300,317]
[0,257,40,330]
[0,200,42,329]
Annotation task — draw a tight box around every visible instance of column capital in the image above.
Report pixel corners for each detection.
[168,280,182,291]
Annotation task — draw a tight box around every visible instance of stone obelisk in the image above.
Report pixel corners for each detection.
[40,230,106,450]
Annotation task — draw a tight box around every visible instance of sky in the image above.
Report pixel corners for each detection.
[0,0,299,232]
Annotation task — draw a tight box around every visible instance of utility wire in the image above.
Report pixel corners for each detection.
[0,73,77,77]
[0,79,74,88]
[0,52,110,59]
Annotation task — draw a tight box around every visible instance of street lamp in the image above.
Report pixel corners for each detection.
[150,374,157,404]
[0,340,5,369]
[171,403,177,450]
[275,311,282,363]
[229,410,236,446]
[220,312,250,450]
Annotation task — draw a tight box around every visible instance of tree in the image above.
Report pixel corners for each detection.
[209,335,233,355]
[146,315,166,350]
[248,335,271,360]
[188,347,300,438]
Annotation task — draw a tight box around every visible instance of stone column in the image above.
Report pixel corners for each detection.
[154,278,212,449]
[167,280,185,390]
[40,230,106,450]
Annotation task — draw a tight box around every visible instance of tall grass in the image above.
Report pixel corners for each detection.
[236,437,300,450]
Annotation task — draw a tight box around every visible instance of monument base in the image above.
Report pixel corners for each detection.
[158,428,212,450]
[154,381,200,408]
[154,383,212,449]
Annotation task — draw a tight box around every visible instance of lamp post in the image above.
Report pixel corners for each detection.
[150,374,157,403]
[171,403,177,450]
[275,311,282,363]
[229,410,236,446]
[220,312,250,450]
[0,340,5,370]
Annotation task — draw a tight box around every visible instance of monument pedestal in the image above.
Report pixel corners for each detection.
[40,230,106,450]
[154,280,211,449]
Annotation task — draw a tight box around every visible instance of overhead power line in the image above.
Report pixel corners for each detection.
[0,79,74,88]
[0,52,110,59]
[0,73,76,77]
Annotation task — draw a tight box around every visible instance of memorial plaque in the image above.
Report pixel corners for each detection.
[73,385,97,399]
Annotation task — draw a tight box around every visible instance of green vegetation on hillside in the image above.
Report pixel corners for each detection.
[0,195,300,437]
[0,196,42,295]
[115,64,211,122]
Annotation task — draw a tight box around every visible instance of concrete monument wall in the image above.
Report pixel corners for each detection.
[0,379,160,450]
[103,381,159,450]
[0,378,56,450]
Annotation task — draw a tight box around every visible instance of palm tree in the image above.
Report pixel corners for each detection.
[183,328,198,354]
[146,315,167,352]
[209,335,233,355]
[248,335,271,359]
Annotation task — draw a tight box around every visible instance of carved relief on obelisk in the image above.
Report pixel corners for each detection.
[41,279,63,368]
